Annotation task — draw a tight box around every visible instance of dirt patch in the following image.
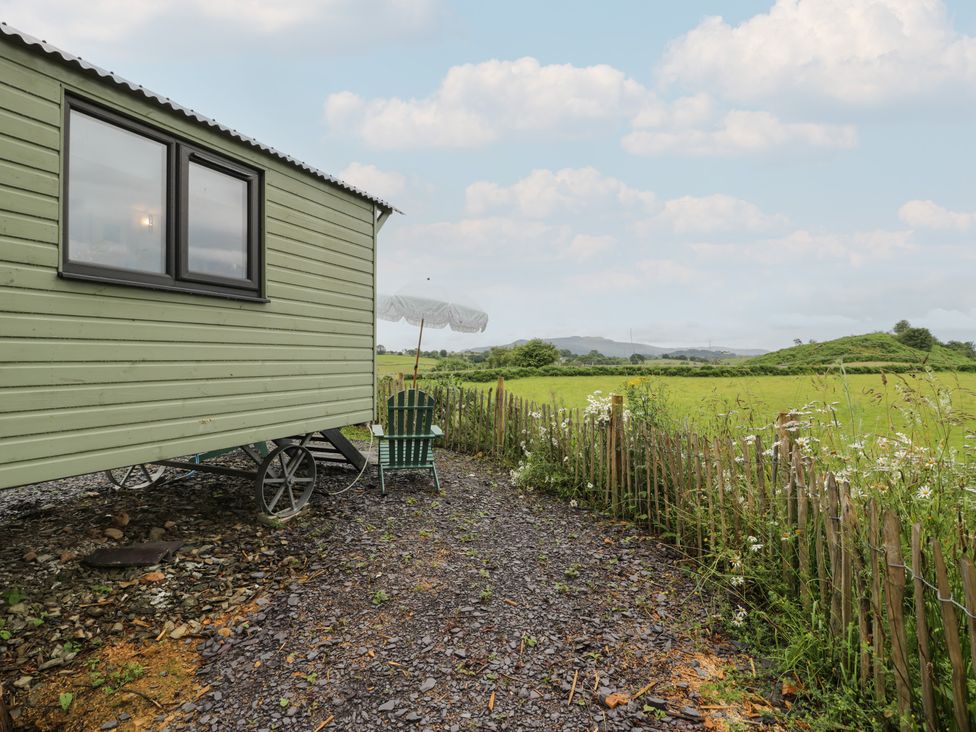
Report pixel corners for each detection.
[22,639,201,731]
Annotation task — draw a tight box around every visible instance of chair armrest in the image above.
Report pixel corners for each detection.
[431,425,443,437]
[371,424,385,437]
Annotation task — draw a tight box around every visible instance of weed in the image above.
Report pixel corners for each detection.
[563,564,580,579]
[478,568,490,579]
[555,581,570,594]
[59,692,73,712]
[3,587,25,605]
[479,585,493,603]
[371,590,389,606]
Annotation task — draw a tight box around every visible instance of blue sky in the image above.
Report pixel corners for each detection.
[6,0,976,351]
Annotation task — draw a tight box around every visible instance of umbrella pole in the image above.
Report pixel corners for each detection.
[412,318,425,389]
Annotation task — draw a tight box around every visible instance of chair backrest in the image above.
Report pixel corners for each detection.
[385,389,436,466]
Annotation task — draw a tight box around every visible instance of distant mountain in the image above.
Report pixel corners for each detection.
[471,336,766,360]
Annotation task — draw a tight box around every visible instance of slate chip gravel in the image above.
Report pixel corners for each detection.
[0,447,763,730]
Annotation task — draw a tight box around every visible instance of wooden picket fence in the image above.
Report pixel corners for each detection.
[378,376,976,729]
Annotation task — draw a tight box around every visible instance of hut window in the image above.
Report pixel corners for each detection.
[62,96,264,301]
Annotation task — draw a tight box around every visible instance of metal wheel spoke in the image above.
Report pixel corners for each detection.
[266,485,287,512]
[139,464,152,482]
[256,442,315,518]
[122,465,136,485]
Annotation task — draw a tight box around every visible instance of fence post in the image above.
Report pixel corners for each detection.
[931,537,971,732]
[911,524,937,732]
[881,510,912,732]
[494,376,506,455]
[609,395,624,516]
[959,556,976,683]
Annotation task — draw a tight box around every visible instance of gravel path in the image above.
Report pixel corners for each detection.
[1,447,771,731]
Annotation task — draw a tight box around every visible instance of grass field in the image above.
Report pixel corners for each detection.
[376,354,437,378]
[375,355,976,445]
[462,371,976,445]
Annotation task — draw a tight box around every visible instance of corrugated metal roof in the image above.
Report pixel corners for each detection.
[0,22,400,213]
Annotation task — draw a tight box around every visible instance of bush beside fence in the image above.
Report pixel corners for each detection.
[421,362,976,383]
[378,375,976,730]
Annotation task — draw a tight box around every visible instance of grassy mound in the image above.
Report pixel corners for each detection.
[747,332,973,369]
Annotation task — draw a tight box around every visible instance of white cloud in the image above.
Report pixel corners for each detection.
[465,167,656,218]
[658,0,976,106]
[654,194,789,234]
[566,234,615,261]
[1,0,444,57]
[693,228,915,267]
[325,57,648,149]
[564,259,700,294]
[623,108,857,156]
[466,168,786,236]
[337,162,406,202]
[404,217,571,259]
[898,199,976,231]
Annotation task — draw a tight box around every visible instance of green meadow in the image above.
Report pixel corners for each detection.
[464,371,976,446]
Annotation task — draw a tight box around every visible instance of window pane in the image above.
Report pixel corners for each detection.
[68,110,167,273]
[187,162,248,280]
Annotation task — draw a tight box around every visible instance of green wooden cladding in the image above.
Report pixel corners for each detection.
[0,39,381,489]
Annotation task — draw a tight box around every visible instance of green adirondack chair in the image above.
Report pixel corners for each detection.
[371,389,442,495]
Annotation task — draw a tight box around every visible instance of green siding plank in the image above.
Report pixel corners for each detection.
[268,186,374,237]
[0,267,375,323]
[0,238,57,267]
[0,287,373,333]
[1,371,372,412]
[0,132,60,172]
[0,384,373,439]
[0,211,57,242]
[0,359,373,387]
[266,248,372,287]
[0,407,374,490]
[0,184,58,220]
[0,107,59,149]
[0,313,374,348]
[267,233,373,275]
[0,80,61,125]
[1,397,374,464]
[267,169,373,218]
[266,216,374,260]
[0,339,370,363]
[265,282,373,313]
[266,264,372,299]
[0,158,59,197]
[0,54,61,101]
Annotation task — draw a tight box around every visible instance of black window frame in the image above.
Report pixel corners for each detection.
[61,94,266,302]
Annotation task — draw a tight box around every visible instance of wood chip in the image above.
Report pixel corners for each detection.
[314,716,334,731]
[604,692,630,709]
[503,598,518,607]
[568,670,579,705]
[632,680,659,701]
[488,691,495,712]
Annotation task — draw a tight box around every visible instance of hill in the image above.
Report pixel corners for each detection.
[747,333,974,369]
[472,336,766,359]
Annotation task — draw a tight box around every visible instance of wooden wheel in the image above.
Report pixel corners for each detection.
[104,464,167,490]
[255,444,316,518]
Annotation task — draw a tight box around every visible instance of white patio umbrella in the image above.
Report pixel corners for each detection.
[377,279,488,387]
